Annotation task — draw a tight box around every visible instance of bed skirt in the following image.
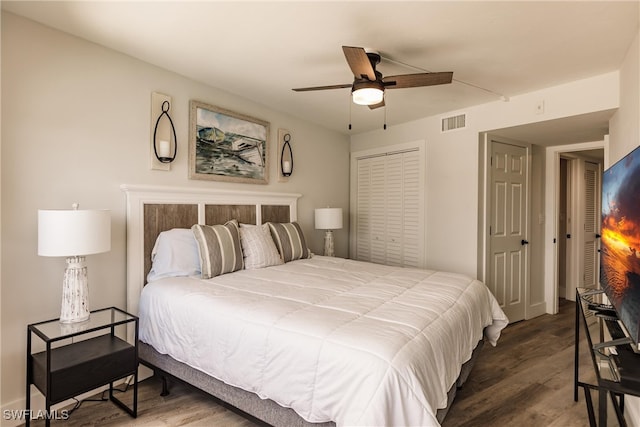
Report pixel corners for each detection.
[138,338,484,426]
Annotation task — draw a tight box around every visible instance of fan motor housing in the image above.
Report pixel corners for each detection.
[365,51,381,68]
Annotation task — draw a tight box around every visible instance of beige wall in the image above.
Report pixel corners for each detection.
[610,31,640,165]
[0,12,350,411]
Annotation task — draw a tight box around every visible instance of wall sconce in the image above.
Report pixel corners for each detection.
[153,100,177,163]
[150,92,176,171]
[278,128,293,181]
[281,133,293,177]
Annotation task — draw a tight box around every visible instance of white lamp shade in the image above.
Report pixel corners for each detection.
[315,208,343,230]
[38,209,111,257]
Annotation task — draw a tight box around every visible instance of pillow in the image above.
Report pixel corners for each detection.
[147,228,201,282]
[239,223,284,269]
[191,220,244,279]
[266,222,312,263]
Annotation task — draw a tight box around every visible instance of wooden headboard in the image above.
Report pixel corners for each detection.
[121,184,301,318]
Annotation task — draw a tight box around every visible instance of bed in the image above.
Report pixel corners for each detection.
[122,184,508,427]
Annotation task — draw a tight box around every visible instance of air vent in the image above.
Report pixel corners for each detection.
[441,114,466,132]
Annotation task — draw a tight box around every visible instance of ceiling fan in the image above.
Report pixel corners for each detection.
[292,46,453,109]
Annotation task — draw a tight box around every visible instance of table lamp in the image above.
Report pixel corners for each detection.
[314,207,343,257]
[38,204,111,323]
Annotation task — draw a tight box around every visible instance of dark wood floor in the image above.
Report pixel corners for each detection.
[28,299,610,426]
[442,298,604,427]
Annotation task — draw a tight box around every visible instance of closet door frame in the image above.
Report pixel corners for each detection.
[349,140,427,267]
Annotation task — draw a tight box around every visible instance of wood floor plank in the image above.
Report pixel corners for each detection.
[24,299,613,426]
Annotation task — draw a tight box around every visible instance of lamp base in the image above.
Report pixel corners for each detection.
[60,256,90,324]
[323,230,335,257]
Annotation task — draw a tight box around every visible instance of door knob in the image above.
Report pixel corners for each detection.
[521,239,529,245]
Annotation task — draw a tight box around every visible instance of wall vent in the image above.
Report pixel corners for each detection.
[441,113,466,132]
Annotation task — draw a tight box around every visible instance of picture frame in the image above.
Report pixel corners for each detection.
[189,100,269,184]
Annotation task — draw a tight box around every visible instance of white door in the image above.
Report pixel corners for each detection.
[581,161,600,290]
[489,141,529,322]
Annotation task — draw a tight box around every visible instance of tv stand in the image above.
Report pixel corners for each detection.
[575,288,640,426]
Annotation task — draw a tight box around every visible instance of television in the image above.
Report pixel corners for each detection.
[600,145,640,350]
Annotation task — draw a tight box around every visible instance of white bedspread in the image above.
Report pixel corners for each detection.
[139,256,508,426]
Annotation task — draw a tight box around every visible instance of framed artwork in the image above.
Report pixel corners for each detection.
[189,100,269,184]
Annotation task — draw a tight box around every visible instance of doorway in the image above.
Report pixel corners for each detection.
[557,151,603,308]
[481,137,607,320]
[544,141,607,315]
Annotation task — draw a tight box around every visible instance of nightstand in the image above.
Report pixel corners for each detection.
[26,307,138,426]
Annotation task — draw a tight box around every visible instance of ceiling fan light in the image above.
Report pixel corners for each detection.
[352,80,384,105]
[352,88,384,105]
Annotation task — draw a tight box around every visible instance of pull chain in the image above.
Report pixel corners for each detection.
[384,104,387,130]
[348,93,352,130]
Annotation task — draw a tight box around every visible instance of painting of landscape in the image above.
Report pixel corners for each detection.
[189,100,269,184]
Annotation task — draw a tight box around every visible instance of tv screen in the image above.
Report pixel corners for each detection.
[601,145,640,350]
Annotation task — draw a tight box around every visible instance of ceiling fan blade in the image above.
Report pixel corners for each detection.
[342,46,377,81]
[384,72,453,89]
[292,83,352,92]
[368,99,385,110]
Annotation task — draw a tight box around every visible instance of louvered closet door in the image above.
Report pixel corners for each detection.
[385,154,403,265]
[370,156,387,264]
[355,150,422,267]
[402,152,421,267]
[582,161,600,290]
[356,160,372,261]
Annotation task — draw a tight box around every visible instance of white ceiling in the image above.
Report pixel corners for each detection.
[3,1,638,142]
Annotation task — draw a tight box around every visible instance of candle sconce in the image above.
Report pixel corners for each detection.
[281,134,293,177]
[153,101,177,163]
[150,92,176,171]
[278,128,293,181]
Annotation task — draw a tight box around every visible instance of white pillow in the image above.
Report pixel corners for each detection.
[239,223,284,269]
[147,228,201,282]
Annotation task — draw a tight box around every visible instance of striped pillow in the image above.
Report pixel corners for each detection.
[266,222,311,263]
[191,220,244,279]
[239,223,284,269]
